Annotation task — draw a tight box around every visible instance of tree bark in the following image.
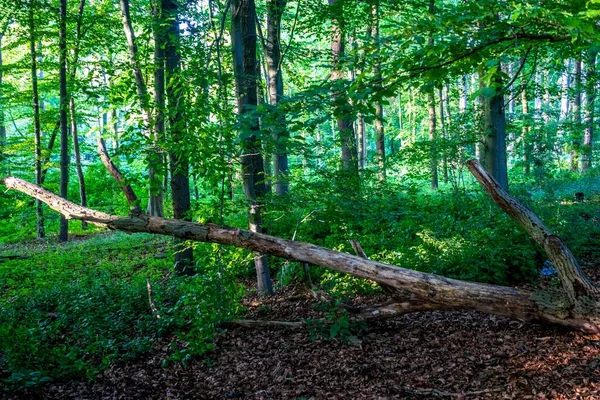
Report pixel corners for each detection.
[459,75,468,113]
[572,59,582,172]
[439,87,448,184]
[148,0,166,217]
[0,26,5,166]
[28,2,44,239]
[483,65,508,190]
[69,0,88,230]
[357,112,366,170]
[163,0,193,275]
[70,100,87,230]
[58,0,69,242]
[232,0,273,295]
[120,0,164,216]
[521,84,531,175]
[581,50,598,173]
[373,1,385,181]
[4,171,600,333]
[428,91,438,190]
[329,0,357,175]
[265,0,288,195]
[427,0,437,190]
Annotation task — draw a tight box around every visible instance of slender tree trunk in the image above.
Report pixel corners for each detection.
[508,62,515,116]
[459,75,468,113]
[265,0,288,194]
[439,87,448,183]
[231,0,273,295]
[572,59,582,172]
[256,56,272,193]
[427,0,437,190]
[581,50,598,173]
[476,71,485,164]
[356,113,366,169]
[28,2,44,239]
[147,0,166,217]
[119,0,152,129]
[560,59,571,121]
[483,65,508,190]
[163,0,193,275]
[58,0,69,242]
[120,0,164,215]
[373,1,385,181]
[329,0,357,175]
[522,85,531,175]
[69,99,87,230]
[428,91,438,190]
[0,28,5,164]
[69,0,87,230]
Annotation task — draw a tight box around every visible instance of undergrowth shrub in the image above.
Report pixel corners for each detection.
[0,233,244,391]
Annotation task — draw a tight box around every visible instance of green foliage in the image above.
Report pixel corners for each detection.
[264,170,542,286]
[306,302,366,344]
[159,252,245,365]
[0,233,244,391]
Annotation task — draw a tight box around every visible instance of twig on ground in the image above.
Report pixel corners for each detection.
[146,278,160,319]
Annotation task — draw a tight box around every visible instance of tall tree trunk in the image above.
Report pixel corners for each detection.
[373,1,385,181]
[427,0,437,189]
[58,0,69,242]
[69,100,87,230]
[476,71,485,164]
[459,75,468,113]
[572,59,582,172]
[483,65,508,190]
[231,0,273,295]
[148,0,165,217]
[329,0,357,175]
[428,91,438,190]
[28,2,44,239]
[439,87,448,183]
[8,169,600,334]
[163,0,193,275]
[265,0,288,194]
[581,50,598,174]
[0,28,5,166]
[69,0,87,230]
[119,0,163,215]
[507,62,515,116]
[119,0,152,129]
[522,85,531,175]
[256,54,272,193]
[356,112,366,169]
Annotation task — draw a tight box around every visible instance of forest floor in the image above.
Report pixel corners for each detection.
[10,278,600,400]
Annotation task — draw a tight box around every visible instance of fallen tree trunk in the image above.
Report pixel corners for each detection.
[467,160,600,316]
[2,164,600,332]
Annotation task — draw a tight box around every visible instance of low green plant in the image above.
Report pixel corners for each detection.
[306,302,366,344]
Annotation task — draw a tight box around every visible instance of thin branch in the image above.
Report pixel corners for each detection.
[279,0,300,71]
